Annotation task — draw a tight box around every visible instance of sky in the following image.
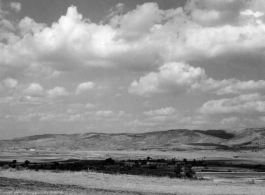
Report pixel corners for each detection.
[1,0,265,139]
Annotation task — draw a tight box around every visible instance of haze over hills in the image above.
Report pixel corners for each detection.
[0,128,264,151]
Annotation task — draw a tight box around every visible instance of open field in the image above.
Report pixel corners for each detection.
[1,150,265,174]
[1,149,265,162]
[1,150,265,194]
[1,169,265,195]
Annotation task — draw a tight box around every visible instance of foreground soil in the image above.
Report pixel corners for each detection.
[1,170,265,195]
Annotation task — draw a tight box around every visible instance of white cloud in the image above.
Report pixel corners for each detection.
[128,62,205,97]
[85,103,95,109]
[95,110,129,118]
[106,3,124,22]
[17,96,47,105]
[3,78,17,88]
[95,110,114,117]
[47,87,69,98]
[248,0,265,13]
[241,9,264,18]
[194,78,265,95]
[191,9,221,26]
[144,107,176,116]
[1,19,15,31]
[199,93,265,114]
[2,2,265,78]
[129,61,265,97]
[185,0,247,26]
[10,2,21,13]
[112,3,163,41]
[18,17,46,36]
[220,117,239,125]
[2,1,265,136]
[75,81,95,95]
[23,83,44,96]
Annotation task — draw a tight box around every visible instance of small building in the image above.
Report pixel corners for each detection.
[29,148,36,151]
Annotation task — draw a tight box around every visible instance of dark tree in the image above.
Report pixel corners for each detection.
[25,160,30,166]
[12,160,17,164]
[53,162,59,167]
[104,158,115,165]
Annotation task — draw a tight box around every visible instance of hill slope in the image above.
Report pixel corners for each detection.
[1,128,265,151]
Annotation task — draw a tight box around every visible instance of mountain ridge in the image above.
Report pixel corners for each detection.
[1,128,264,151]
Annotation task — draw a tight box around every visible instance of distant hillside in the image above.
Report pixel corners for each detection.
[224,128,265,146]
[0,128,264,151]
[193,130,235,139]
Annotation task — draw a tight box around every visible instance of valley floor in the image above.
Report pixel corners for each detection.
[0,169,265,195]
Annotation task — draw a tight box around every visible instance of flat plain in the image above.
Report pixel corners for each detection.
[1,169,265,195]
[1,149,265,194]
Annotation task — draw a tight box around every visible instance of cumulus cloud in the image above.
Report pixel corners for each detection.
[129,60,265,97]
[10,2,21,13]
[2,2,265,78]
[2,1,265,135]
[144,107,176,116]
[128,62,205,97]
[95,110,114,118]
[1,19,15,31]
[194,78,265,95]
[220,117,239,126]
[185,0,247,26]
[17,96,47,105]
[75,81,95,95]
[18,17,46,36]
[112,3,163,40]
[47,87,69,98]
[199,93,265,114]
[95,110,129,119]
[2,78,17,88]
[85,103,95,109]
[23,83,44,96]
[106,3,124,23]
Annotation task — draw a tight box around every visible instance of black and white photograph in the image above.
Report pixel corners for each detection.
[1,0,265,194]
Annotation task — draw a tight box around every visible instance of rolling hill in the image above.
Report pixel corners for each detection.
[0,128,264,151]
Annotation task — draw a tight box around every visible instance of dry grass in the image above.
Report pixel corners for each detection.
[1,169,265,195]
